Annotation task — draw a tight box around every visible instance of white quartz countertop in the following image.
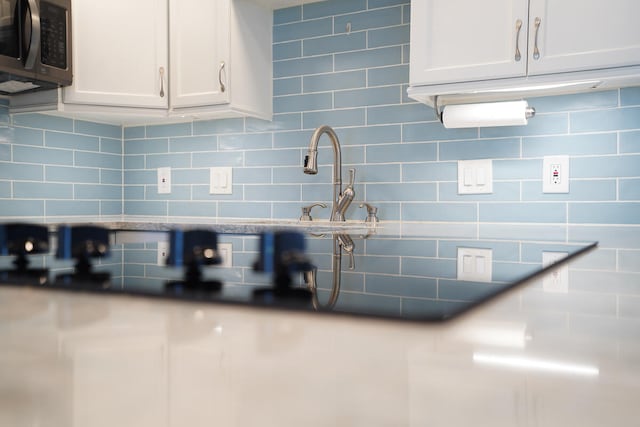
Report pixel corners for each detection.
[1,268,638,426]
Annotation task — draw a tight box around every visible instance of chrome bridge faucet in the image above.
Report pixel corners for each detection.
[303,125,355,221]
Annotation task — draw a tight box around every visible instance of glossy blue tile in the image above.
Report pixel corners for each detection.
[403,162,457,182]
[366,182,436,201]
[274,77,302,96]
[124,186,144,200]
[13,127,43,146]
[570,202,640,224]
[168,201,218,217]
[244,184,301,201]
[273,130,313,149]
[571,107,640,132]
[481,224,567,241]
[367,103,432,124]
[365,275,437,298]
[124,155,144,169]
[620,178,640,200]
[125,201,167,216]
[145,153,190,169]
[274,93,332,113]
[45,131,99,151]
[480,113,568,138]
[402,257,456,279]
[146,122,191,138]
[274,55,333,78]
[439,280,504,301]
[124,170,154,185]
[366,238,437,257]
[169,135,216,153]
[366,142,436,163]
[529,90,618,113]
[13,146,73,165]
[403,4,410,24]
[403,122,477,143]
[234,167,272,184]
[101,169,122,185]
[621,87,640,106]
[13,114,73,132]
[193,118,244,135]
[572,155,640,178]
[219,202,270,218]
[274,6,301,25]
[302,0,366,19]
[481,202,566,223]
[273,17,332,43]
[45,165,99,183]
[75,152,121,170]
[219,133,272,151]
[0,162,43,180]
[124,126,145,139]
[368,24,409,48]
[124,138,168,155]
[14,182,71,199]
[0,200,44,216]
[334,6,401,33]
[75,120,121,138]
[191,151,243,167]
[273,41,301,60]
[368,64,409,86]
[101,138,122,155]
[0,143,9,160]
[172,169,207,185]
[303,32,366,56]
[334,86,400,108]
[303,70,366,93]
[620,131,640,154]
[247,114,301,132]
[523,180,617,201]
[245,148,300,167]
[493,159,541,180]
[302,108,366,128]
[46,200,99,216]
[569,225,640,249]
[523,133,617,157]
[0,181,9,197]
[335,46,402,71]
[440,138,520,160]
[369,0,408,7]
[620,250,640,273]
[75,184,121,200]
[402,203,477,222]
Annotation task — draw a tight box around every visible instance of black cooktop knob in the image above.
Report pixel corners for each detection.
[54,225,111,288]
[0,223,50,285]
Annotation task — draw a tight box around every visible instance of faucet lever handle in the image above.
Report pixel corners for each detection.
[347,168,356,186]
[359,203,379,223]
[300,203,327,221]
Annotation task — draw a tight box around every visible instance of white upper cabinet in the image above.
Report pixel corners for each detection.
[527,0,640,75]
[170,0,231,108]
[410,0,529,86]
[11,0,272,124]
[64,0,168,109]
[409,0,640,102]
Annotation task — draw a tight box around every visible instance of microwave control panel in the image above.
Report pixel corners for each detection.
[40,2,67,70]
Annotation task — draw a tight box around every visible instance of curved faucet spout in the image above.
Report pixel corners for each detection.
[303,125,346,221]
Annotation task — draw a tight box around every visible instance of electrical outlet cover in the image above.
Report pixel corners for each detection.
[543,156,569,193]
[542,251,569,293]
[157,167,171,194]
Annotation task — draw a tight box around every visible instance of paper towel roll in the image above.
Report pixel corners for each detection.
[442,100,534,129]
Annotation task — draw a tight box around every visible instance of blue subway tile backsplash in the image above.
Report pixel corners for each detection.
[0,0,638,253]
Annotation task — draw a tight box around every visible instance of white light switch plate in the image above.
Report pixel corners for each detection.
[210,167,233,195]
[457,247,493,282]
[157,167,171,194]
[458,159,493,195]
[218,242,232,268]
[157,241,169,266]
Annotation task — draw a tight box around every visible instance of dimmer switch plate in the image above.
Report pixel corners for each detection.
[210,167,233,195]
[458,159,493,195]
[457,247,493,282]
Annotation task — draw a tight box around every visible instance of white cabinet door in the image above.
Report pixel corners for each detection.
[527,0,640,75]
[63,0,168,108]
[169,0,231,108]
[410,0,529,86]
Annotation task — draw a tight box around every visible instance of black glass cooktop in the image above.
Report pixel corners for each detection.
[0,226,597,322]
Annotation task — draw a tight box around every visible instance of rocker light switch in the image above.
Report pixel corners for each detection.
[210,167,233,195]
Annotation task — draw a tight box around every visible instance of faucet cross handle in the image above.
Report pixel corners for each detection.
[300,203,327,221]
[359,203,379,223]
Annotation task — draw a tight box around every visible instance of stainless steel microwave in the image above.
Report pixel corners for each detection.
[0,0,71,95]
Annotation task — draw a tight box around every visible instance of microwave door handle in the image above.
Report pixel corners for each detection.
[24,0,41,70]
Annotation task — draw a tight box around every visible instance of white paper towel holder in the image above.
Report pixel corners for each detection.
[434,96,536,129]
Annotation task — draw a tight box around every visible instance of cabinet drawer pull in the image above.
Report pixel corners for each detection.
[218,61,226,93]
[159,67,165,98]
[514,19,522,61]
[533,17,541,60]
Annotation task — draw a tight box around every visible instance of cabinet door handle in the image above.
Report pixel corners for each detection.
[159,67,165,98]
[514,19,522,61]
[218,61,226,93]
[533,17,541,60]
